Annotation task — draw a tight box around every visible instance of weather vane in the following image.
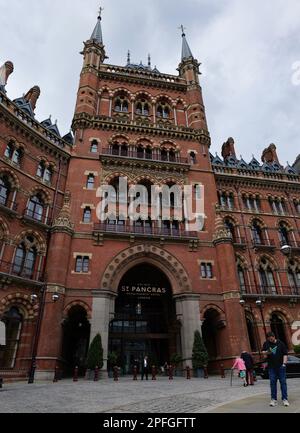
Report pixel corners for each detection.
[98,6,104,18]
[179,25,186,35]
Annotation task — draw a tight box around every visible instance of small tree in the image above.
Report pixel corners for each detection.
[107,351,118,369]
[170,353,182,367]
[293,345,300,355]
[192,330,209,369]
[87,334,103,370]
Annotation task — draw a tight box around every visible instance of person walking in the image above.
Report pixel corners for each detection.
[141,355,149,380]
[262,331,289,407]
[232,356,247,387]
[241,351,254,386]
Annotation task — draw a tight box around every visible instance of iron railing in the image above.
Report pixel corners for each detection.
[93,222,198,238]
[0,259,43,282]
[240,284,300,297]
[0,197,18,212]
[101,148,189,164]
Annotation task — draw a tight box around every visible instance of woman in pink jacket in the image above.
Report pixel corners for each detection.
[232,356,247,387]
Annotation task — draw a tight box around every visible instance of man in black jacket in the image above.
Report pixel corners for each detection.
[262,332,289,407]
[141,355,149,380]
[241,351,254,386]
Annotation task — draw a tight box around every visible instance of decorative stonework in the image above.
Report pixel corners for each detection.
[213,206,232,243]
[102,164,188,186]
[0,292,39,319]
[63,300,92,320]
[14,229,47,254]
[52,191,74,233]
[0,167,20,190]
[265,307,294,324]
[100,244,192,294]
[201,304,226,321]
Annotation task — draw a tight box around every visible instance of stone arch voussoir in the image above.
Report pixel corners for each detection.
[100,245,192,295]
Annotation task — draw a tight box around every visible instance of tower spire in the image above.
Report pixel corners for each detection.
[180,25,194,61]
[90,6,104,45]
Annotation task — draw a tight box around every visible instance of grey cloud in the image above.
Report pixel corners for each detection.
[0,0,299,163]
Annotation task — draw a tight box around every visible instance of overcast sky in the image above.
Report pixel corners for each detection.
[1,0,299,165]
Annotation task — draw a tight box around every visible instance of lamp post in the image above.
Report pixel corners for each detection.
[28,288,60,384]
[255,299,267,339]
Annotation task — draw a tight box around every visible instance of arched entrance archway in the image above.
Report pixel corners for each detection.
[202,309,222,359]
[109,263,179,374]
[0,307,23,369]
[270,313,288,347]
[61,306,91,376]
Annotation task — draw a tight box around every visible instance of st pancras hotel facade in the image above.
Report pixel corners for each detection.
[0,9,300,380]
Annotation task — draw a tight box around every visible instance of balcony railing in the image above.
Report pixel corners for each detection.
[0,259,43,282]
[93,222,198,239]
[233,237,246,246]
[252,238,275,248]
[240,284,300,297]
[24,209,51,226]
[0,197,18,212]
[101,148,189,164]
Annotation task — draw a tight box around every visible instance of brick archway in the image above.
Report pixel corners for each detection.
[100,244,192,295]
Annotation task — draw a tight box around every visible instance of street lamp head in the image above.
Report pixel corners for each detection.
[256,299,262,307]
[239,299,246,306]
[280,244,292,256]
[30,294,38,304]
[52,294,60,303]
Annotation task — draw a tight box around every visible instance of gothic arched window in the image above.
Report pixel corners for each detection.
[252,220,265,245]
[36,161,45,178]
[278,222,290,246]
[114,96,129,113]
[135,99,150,116]
[288,260,300,295]
[13,237,37,279]
[0,176,11,206]
[157,103,170,119]
[259,258,277,294]
[225,218,236,242]
[27,194,44,222]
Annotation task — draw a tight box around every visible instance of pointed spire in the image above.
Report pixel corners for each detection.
[127,50,131,65]
[148,54,151,68]
[90,6,104,45]
[180,25,194,61]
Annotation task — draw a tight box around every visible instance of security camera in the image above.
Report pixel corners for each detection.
[30,294,38,303]
[52,294,60,303]
[280,244,292,256]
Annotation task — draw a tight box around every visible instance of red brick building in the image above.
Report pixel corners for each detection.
[0,11,299,380]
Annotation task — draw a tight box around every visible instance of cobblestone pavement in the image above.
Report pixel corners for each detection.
[0,376,299,413]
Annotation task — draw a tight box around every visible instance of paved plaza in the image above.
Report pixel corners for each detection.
[0,375,299,413]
